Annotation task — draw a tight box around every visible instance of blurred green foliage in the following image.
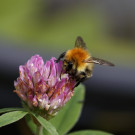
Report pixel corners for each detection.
[0,0,135,67]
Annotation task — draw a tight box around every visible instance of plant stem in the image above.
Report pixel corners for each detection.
[36,125,43,135]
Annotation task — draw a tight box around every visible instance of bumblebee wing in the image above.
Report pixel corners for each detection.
[84,57,115,66]
[75,36,87,49]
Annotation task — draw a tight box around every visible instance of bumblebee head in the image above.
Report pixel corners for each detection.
[63,60,73,72]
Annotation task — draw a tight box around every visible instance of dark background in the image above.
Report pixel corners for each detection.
[0,1,135,135]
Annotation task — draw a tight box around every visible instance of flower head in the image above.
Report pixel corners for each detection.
[14,55,75,118]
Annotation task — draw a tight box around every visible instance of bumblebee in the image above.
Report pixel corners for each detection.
[56,36,114,87]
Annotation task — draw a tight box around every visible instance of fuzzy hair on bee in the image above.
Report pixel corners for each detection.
[56,36,114,87]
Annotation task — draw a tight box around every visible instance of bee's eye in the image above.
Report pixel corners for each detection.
[68,62,73,69]
[66,62,73,71]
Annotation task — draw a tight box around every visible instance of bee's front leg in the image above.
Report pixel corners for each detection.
[56,52,66,63]
[74,72,87,88]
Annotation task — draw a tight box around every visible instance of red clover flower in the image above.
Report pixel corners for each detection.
[14,55,75,118]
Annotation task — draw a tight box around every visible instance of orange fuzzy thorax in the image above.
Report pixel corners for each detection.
[65,48,90,70]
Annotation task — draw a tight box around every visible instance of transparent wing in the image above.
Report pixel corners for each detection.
[75,36,87,49]
[84,57,115,66]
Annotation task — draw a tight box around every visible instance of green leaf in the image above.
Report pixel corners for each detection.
[0,108,25,114]
[68,130,113,135]
[0,111,28,127]
[49,84,85,135]
[31,113,59,135]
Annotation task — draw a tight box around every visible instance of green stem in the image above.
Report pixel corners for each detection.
[36,125,43,135]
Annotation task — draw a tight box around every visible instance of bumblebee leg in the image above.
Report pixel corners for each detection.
[74,81,81,88]
[74,77,86,88]
[56,52,66,63]
[60,65,64,80]
[74,72,87,88]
